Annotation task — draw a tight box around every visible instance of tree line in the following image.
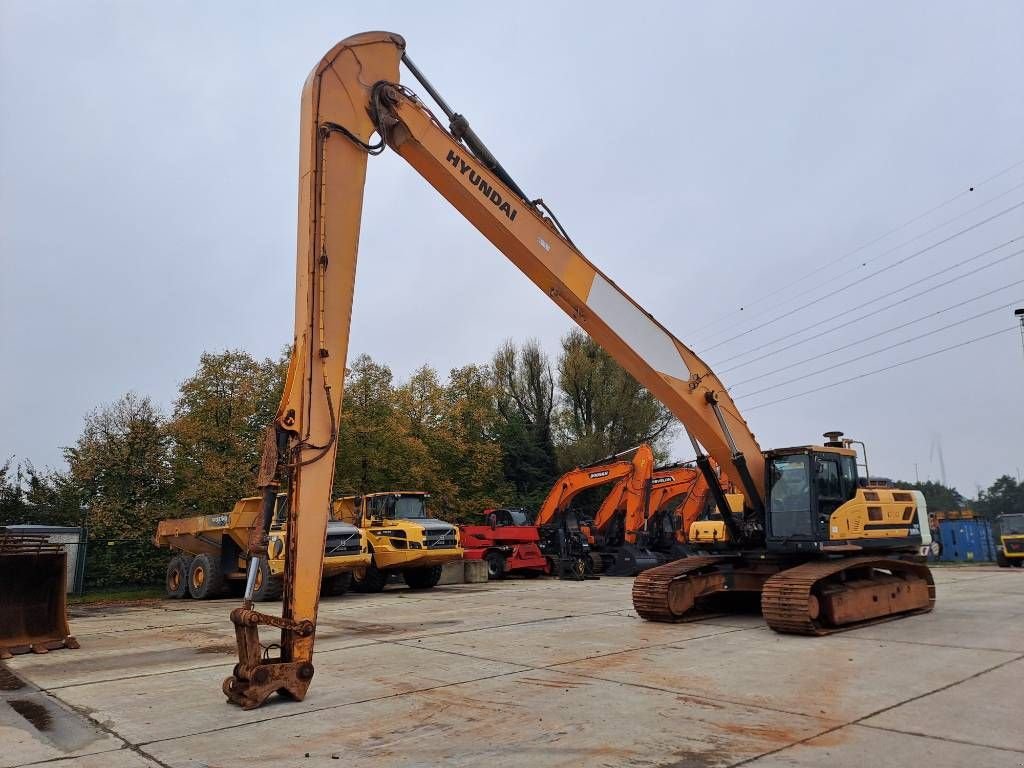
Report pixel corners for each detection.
[4,328,1021,586]
[0,330,675,585]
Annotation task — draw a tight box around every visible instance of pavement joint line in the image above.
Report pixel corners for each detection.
[846,651,1024,727]
[36,637,388,691]
[9,744,130,768]
[32,611,583,691]
[49,691,177,768]
[830,632,1024,654]
[721,651,1024,768]
[727,721,853,767]
[3,679,175,768]
[724,651,1024,765]
[127,664,534,748]
[66,618,226,638]
[252,631,849,748]
[547,658,849,724]
[390,625,753,679]
[28,610,663,693]
[857,722,1024,756]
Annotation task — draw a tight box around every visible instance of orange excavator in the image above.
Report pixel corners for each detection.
[533,445,654,578]
[640,463,734,558]
[586,462,705,574]
[222,32,934,709]
[584,459,734,575]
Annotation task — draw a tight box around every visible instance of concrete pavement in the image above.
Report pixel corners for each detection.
[3,566,1022,767]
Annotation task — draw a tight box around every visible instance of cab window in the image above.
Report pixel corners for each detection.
[816,459,842,500]
[839,455,858,500]
[769,455,811,514]
[768,454,812,538]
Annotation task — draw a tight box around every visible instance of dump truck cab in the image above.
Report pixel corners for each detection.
[155,494,369,601]
[996,513,1024,567]
[332,491,462,592]
[265,494,369,588]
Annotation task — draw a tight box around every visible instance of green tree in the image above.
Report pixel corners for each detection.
[974,475,1024,520]
[396,364,510,520]
[168,349,287,514]
[333,355,430,495]
[555,328,675,468]
[491,339,558,510]
[891,480,965,513]
[0,458,29,526]
[65,393,174,586]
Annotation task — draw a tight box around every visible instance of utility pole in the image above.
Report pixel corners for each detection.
[914,463,920,484]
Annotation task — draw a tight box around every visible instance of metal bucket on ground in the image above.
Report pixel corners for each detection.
[0,532,78,659]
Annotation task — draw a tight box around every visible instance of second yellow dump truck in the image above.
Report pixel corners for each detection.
[332,491,463,592]
[155,494,370,600]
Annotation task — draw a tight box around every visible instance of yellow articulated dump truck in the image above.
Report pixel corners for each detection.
[155,494,369,600]
[332,492,463,592]
[995,512,1024,567]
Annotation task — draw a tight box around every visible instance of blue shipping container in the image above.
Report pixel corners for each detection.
[938,519,996,562]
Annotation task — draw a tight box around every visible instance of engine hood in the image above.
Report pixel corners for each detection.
[412,519,457,533]
[326,521,361,536]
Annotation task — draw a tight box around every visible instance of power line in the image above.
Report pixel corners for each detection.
[698,205,1024,354]
[715,247,1024,373]
[731,301,1021,398]
[695,179,1024,348]
[726,286,1024,388]
[689,157,1024,340]
[741,326,1017,411]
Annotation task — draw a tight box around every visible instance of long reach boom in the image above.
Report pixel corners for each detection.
[224,32,934,710]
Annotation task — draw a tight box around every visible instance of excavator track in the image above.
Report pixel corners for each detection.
[761,557,935,636]
[632,555,748,622]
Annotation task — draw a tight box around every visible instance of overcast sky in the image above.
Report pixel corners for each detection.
[2,1,1022,496]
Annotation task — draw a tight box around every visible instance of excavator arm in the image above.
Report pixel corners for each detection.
[533,456,636,528]
[589,445,656,542]
[225,31,765,709]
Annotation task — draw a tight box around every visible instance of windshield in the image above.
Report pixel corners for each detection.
[505,509,530,526]
[769,455,811,515]
[1001,514,1024,534]
[390,495,428,520]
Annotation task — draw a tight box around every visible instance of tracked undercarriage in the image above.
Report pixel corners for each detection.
[632,554,935,635]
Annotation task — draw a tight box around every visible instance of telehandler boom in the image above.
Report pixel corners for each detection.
[223,32,933,710]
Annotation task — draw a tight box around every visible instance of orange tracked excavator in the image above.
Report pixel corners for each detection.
[587,462,708,574]
[222,32,934,709]
[533,445,654,578]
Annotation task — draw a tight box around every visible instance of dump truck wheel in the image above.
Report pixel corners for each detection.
[323,572,352,597]
[485,551,506,580]
[251,559,282,602]
[188,553,225,599]
[404,565,443,590]
[997,552,1009,568]
[165,555,189,599]
[353,563,387,593]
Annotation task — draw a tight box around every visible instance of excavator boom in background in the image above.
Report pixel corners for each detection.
[533,445,653,577]
[224,32,934,710]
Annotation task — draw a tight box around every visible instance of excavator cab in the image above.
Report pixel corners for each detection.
[764,448,857,550]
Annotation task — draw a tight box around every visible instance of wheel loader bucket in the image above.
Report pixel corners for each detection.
[0,533,78,659]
